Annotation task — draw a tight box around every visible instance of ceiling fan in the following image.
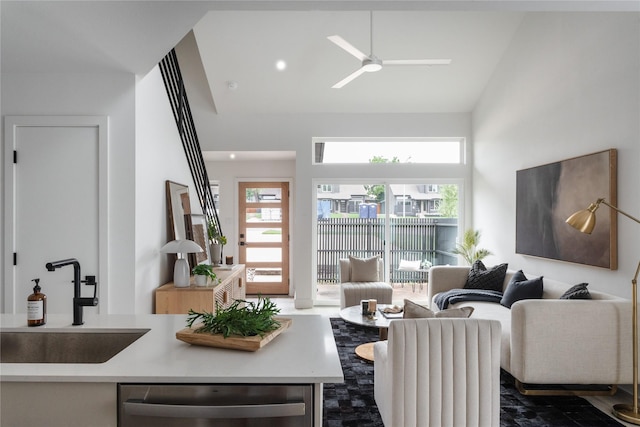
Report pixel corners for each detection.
[327,12,452,88]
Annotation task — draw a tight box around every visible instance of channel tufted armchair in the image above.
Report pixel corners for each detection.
[374,318,502,427]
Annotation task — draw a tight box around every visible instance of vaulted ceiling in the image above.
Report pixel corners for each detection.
[3,1,636,118]
[191,10,524,114]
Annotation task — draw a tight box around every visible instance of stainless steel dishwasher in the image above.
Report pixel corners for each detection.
[118,383,313,426]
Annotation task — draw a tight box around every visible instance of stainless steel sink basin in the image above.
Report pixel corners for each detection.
[0,328,149,363]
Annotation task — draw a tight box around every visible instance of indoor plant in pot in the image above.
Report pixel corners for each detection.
[192,263,218,287]
[452,229,493,265]
[208,221,227,266]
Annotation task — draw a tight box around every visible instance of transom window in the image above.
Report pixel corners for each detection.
[313,138,464,164]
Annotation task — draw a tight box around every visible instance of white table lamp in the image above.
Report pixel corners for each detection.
[160,239,203,287]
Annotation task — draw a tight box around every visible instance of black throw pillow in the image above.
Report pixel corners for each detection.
[463,260,508,292]
[500,275,544,308]
[560,283,592,300]
[507,270,527,288]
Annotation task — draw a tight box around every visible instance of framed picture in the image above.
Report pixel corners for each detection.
[516,149,617,269]
[185,214,210,267]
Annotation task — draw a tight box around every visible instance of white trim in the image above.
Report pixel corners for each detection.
[3,116,109,314]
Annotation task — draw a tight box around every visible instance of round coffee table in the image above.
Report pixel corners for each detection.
[339,304,401,362]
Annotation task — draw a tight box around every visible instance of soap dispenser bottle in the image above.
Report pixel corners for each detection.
[27,278,46,326]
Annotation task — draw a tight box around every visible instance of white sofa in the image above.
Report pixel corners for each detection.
[374,318,502,427]
[427,265,633,392]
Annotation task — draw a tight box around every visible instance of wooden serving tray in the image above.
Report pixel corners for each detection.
[176,317,292,352]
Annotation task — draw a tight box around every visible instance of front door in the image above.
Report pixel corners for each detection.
[238,182,290,295]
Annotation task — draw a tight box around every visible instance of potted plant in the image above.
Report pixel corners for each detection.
[452,229,493,265]
[208,220,227,266]
[192,263,217,287]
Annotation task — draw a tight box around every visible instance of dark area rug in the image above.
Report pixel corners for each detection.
[324,318,623,427]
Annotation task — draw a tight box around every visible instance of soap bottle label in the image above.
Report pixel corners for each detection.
[27,300,43,321]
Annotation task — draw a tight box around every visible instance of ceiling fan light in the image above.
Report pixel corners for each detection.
[362,57,382,72]
[363,63,382,72]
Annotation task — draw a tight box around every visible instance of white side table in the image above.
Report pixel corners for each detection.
[339,304,402,362]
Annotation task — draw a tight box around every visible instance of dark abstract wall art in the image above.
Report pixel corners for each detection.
[516,149,617,269]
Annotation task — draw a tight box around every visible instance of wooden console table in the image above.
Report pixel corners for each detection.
[155,265,246,314]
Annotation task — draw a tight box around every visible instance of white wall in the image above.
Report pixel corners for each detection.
[1,72,138,313]
[473,12,640,298]
[195,113,472,307]
[1,67,205,315]
[135,65,200,314]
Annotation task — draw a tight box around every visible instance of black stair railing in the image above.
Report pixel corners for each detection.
[159,48,222,242]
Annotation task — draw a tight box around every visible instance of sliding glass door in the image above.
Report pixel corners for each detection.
[315,182,459,304]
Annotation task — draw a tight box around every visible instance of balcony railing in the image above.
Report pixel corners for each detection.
[317,217,458,283]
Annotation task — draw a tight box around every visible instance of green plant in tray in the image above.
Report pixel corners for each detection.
[191,264,218,282]
[186,297,281,338]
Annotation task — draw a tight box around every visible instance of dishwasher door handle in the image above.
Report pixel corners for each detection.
[123,399,306,419]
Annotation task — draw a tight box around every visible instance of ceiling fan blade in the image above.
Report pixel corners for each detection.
[327,35,368,62]
[332,66,368,89]
[382,59,452,66]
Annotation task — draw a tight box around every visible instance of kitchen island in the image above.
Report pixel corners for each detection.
[0,313,343,426]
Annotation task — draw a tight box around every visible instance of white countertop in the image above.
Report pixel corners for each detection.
[0,313,344,384]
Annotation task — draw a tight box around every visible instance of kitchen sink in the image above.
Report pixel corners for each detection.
[0,328,149,363]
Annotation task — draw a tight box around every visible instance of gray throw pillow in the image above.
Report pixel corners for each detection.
[464,260,508,292]
[403,299,474,319]
[560,283,592,300]
[349,255,380,282]
[436,306,475,318]
[403,299,434,318]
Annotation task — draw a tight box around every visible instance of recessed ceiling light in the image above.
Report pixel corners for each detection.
[229,153,236,159]
[276,60,287,71]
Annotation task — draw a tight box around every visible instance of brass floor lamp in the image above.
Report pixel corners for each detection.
[566,198,640,425]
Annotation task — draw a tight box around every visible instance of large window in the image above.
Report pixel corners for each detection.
[313,138,463,164]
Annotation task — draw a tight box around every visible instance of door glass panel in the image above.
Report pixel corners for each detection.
[245,208,282,223]
[316,182,385,285]
[247,268,283,283]
[246,227,282,243]
[244,187,282,203]
[246,247,282,263]
[389,183,459,284]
